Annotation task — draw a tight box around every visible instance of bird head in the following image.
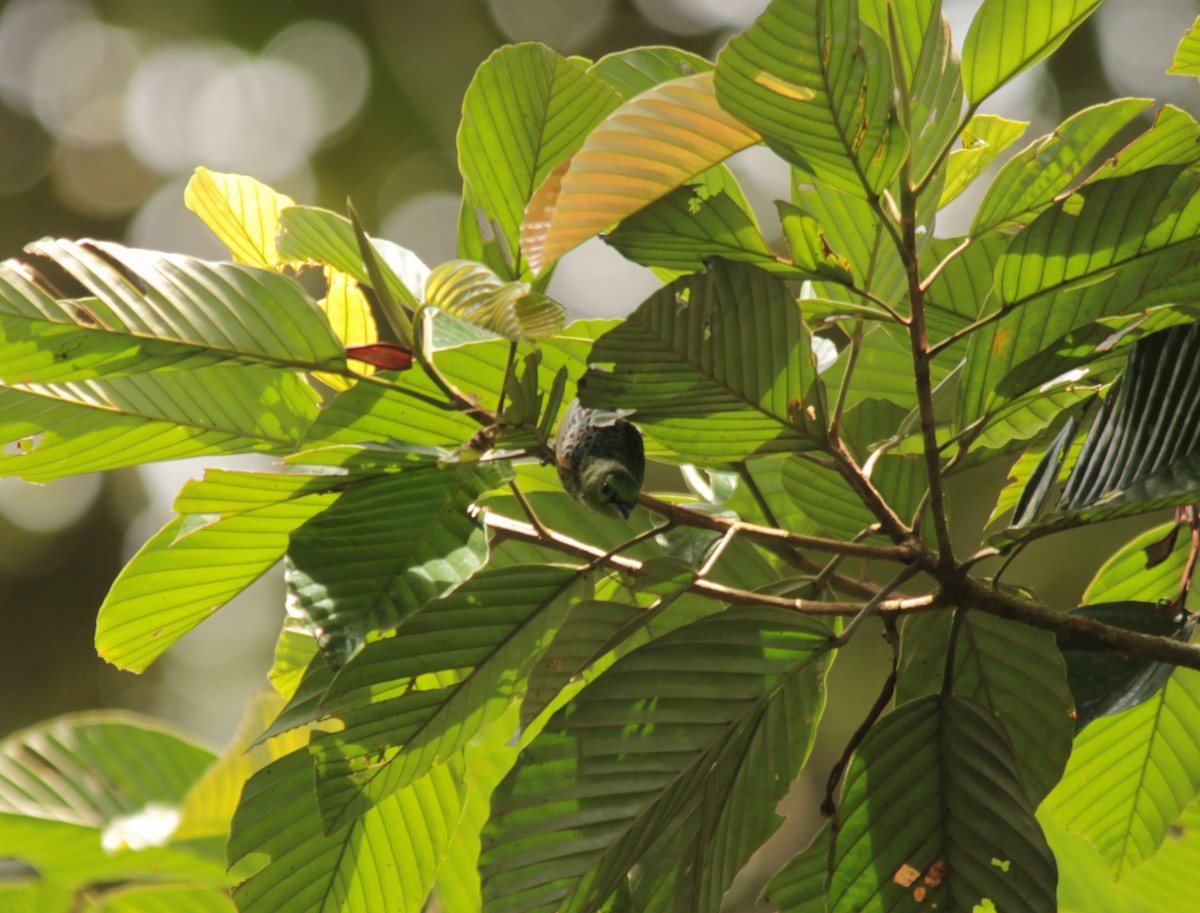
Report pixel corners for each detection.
[579,460,641,519]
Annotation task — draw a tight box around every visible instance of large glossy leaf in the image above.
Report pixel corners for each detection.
[0,367,319,483]
[301,566,590,829]
[829,696,1057,913]
[480,607,832,913]
[961,0,1103,104]
[18,238,344,370]
[1044,668,1200,878]
[184,167,295,269]
[286,460,512,667]
[971,99,1151,236]
[520,72,761,273]
[228,748,465,913]
[96,469,341,672]
[897,611,1073,804]
[714,0,906,198]
[458,43,622,280]
[578,261,823,462]
[959,168,1200,436]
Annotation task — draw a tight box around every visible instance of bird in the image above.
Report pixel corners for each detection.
[554,399,644,519]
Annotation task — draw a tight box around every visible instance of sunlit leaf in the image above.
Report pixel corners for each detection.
[521,72,761,273]
[1044,668,1200,877]
[714,0,907,197]
[962,0,1104,104]
[184,167,295,269]
[829,696,1056,913]
[939,113,1028,207]
[1167,15,1200,81]
[425,259,566,341]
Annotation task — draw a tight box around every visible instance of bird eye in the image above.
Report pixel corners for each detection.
[600,480,613,498]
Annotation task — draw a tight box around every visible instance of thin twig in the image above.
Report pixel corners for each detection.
[822,614,900,822]
[830,320,864,438]
[834,565,922,647]
[481,508,935,617]
[697,524,739,578]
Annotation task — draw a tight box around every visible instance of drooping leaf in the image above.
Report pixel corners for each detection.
[286,460,512,667]
[714,0,907,198]
[0,367,320,483]
[480,607,832,913]
[897,611,1074,803]
[183,167,295,269]
[961,0,1104,104]
[829,696,1057,913]
[521,72,761,273]
[303,566,590,829]
[578,260,823,462]
[458,43,622,280]
[1044,668,1200,878]
[228,748,466,913]
[96,469,342,672]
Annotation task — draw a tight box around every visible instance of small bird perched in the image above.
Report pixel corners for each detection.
[554,399,645,519]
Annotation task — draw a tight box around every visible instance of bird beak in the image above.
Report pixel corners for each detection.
[615,501,633,520]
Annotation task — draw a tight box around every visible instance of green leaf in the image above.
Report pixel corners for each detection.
[588,47,712,98]
[579,261,823,462]
[228,748,465,913]
[303,566,589,829]
[84,883,236,912]
[286,460,512,667]
[425,260,566,341]
[277,205,428,310]
[604,187,782,277]
[1167,15,1200,80]
[939,113,1028,207]
[521,72,761,273]
[760,826,829,913]
[1044,668,1200,877]
[0,367,319,483]
[961,0,1104,104]
[1058,601,1193,731]
[972,98,1152,236]
[1085,104,1200,183]
[480,607,832,913]
[458,43,622,280]
[829,696,1057,913]
[1114,797,1200,911]
[960,168,1200,436]
[1084,523,1191,605]
[714,0,907,198]
[96,470,341,672]
[0,713,225,890]
[780,455,876,540]
[897,611,1073,804]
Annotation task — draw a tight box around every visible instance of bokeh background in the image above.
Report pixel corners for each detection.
[0,0,1198,903]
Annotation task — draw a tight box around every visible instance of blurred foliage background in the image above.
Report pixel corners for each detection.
[1,7,1198,890]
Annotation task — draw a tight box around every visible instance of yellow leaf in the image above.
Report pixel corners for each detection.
[317,267,376,390]
[184,167,295,268]
[520,71,761,274]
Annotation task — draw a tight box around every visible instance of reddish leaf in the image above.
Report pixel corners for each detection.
[345,343,413,371]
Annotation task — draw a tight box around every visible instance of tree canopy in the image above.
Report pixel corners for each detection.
[3,2,1200,912]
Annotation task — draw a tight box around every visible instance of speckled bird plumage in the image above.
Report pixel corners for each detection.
[554,400,645,519]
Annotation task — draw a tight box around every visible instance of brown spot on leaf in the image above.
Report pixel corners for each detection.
[924,860,946,887]
[893,864,921,887]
